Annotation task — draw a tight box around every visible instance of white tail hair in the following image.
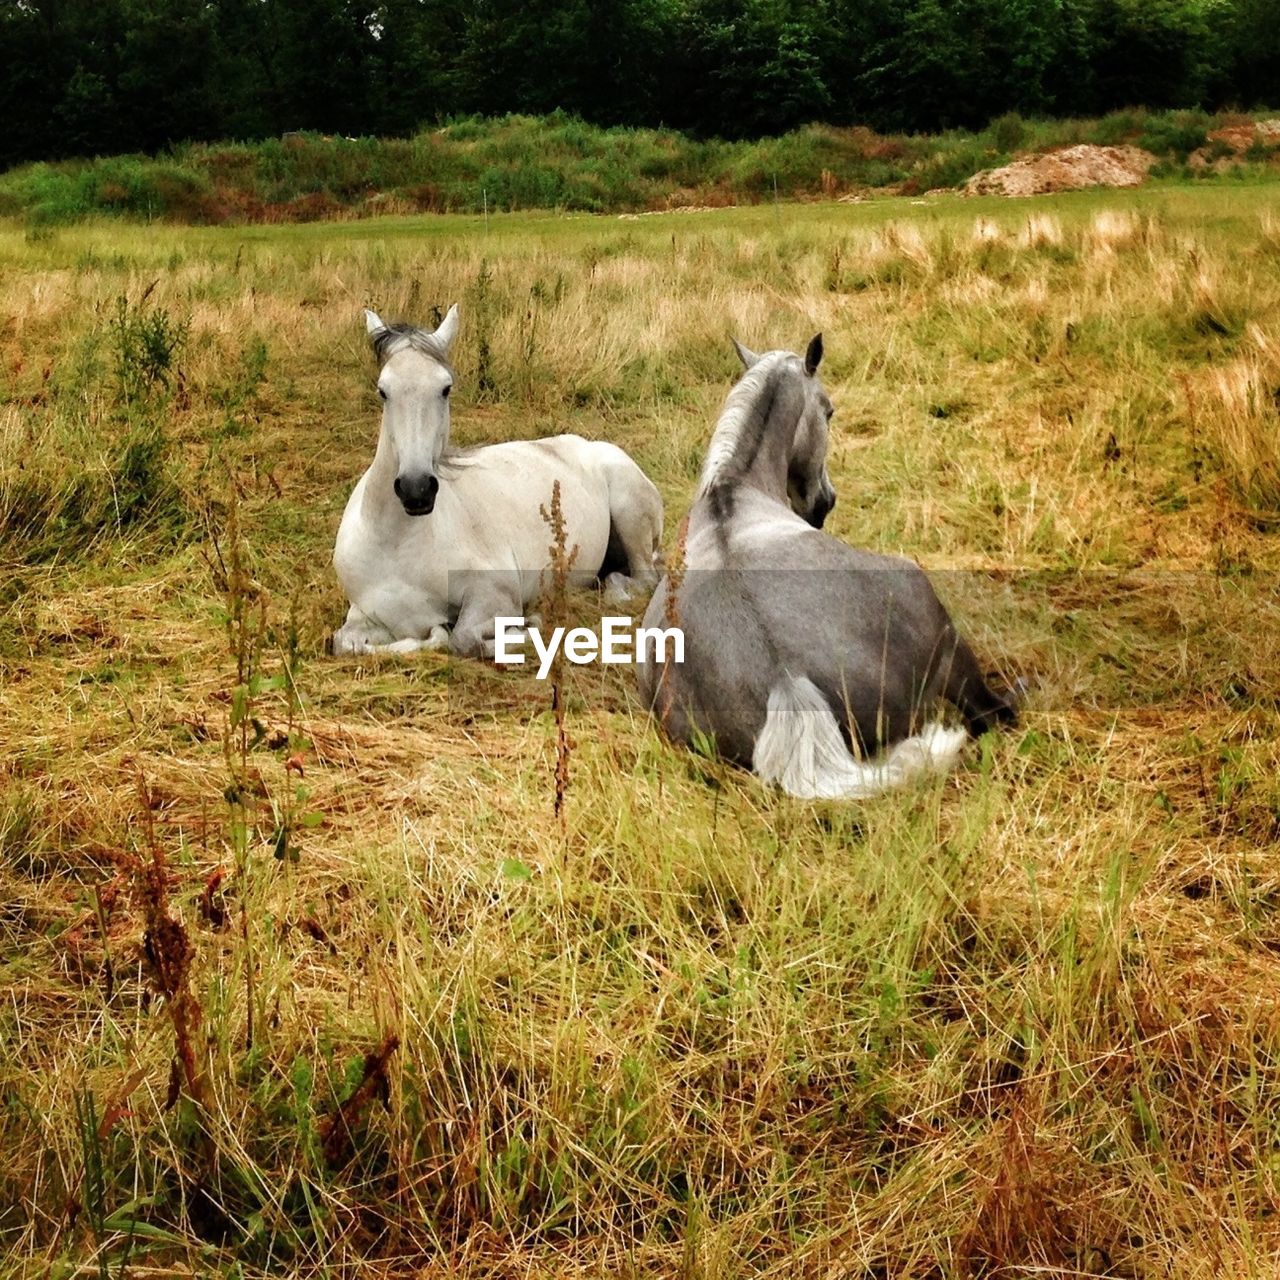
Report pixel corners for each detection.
[752,674,967,800]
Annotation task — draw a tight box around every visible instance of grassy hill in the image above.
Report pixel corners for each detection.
[2,108,1279,227]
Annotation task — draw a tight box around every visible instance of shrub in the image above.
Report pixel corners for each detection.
[907,139,997,192]
[1089,109,1149,146]
[111,295,189,405]
[988,111,1030,153]
[1137,111,1212,160]
[0,421,187,562]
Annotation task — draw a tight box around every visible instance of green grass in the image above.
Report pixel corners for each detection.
[2,108,1279,227]
[2,186,1280,1277]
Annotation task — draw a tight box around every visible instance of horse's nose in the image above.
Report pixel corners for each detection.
[803,483,834,529]
[808,487,835,529]
[394,472,439,515]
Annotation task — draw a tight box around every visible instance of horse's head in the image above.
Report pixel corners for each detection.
[364,305,459,516]
[733,333,836,529]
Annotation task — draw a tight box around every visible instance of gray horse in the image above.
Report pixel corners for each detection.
[636,335,1017,798]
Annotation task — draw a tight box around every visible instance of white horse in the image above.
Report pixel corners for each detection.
[332,307,664,657]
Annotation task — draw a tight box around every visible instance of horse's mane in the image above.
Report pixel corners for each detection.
[697,353,793,497]
[370,322,456,376]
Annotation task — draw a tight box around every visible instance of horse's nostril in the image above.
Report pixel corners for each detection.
[395,473,438,514]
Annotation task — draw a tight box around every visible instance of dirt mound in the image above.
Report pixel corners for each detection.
[1205,118,1280,152]
[1191,118,1280,171]
[963,144,1158,197]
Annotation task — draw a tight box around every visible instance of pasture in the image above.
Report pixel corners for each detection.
[2,186,1280,1277]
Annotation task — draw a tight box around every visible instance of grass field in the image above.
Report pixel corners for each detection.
[2,185,1280,1278]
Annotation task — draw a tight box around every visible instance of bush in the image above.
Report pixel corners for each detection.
[1137,111,1212,160]
[111,295,189,405]
[988,111,1031,153]
[1089,109,1150,146]
[0,422,187,562]
[907,139,998,193]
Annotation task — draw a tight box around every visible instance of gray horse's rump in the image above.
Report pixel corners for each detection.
[641,555,991,767]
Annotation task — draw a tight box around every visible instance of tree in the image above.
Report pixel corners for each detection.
[1087,0,1222,111]
[674,0,832,137]
[116,0,220,151]
[0,1,61,164]
[367,0,465,134]
[249,0,379,134]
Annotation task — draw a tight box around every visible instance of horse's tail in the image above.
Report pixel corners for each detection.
[752,675,968,800]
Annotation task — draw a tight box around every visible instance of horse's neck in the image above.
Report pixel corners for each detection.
[705,414,793,506]
[359,432,393,517]
[736,430,792,504]
[701,365,798,506]
[358,431,448,537]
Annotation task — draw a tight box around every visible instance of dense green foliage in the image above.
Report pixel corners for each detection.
[2,0,1278,168]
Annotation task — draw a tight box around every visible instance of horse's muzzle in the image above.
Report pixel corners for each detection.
[807,489,835,529]
[395,473,439,516]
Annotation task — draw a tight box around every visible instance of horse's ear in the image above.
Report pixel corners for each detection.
[434,303,460,353]
[732,338,760,370]
[804,333,823,377]
[365,309,386,339]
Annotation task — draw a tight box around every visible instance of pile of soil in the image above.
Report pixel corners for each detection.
[962,144,1158,197]
[1191,118,1280,171]
[1206,118,1280,151]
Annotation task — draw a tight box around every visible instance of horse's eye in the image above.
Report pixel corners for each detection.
[378,387,388,400]
[442,385,451,399]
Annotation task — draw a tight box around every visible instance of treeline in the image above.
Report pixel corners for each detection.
[3,0,1279,168]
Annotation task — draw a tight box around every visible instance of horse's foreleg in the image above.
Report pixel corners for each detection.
[331,604,449,655]
[371,628,451,654]
[450,593,536,661]
[331,604,390,655]
[602,572,648,603]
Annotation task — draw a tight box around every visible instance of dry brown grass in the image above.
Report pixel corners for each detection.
[1199,323,1280,524]
[2,186,1280,1277]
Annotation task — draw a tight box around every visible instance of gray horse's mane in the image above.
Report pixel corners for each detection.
[370,322,455,375]
[697,353,794,497]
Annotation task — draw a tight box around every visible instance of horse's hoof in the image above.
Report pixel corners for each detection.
[331,629,371,656]
[603,573,637,603]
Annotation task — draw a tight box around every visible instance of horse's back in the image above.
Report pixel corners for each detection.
[531,437,662,514]
[522,434,664,576]
[447,441,609,568]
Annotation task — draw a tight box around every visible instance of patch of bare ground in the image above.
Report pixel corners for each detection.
[1191,118,1280,172]
[963,144,1159,196]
